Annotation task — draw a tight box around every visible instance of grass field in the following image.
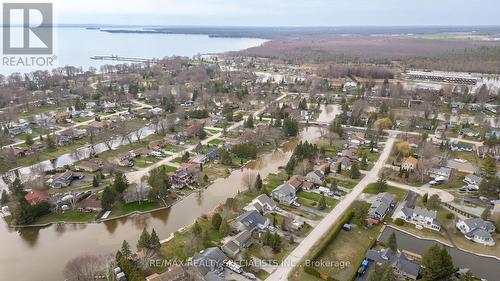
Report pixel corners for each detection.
[363,183,408,201]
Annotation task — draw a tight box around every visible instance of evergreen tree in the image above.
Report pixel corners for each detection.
[219,219,230,236]
[0,190,9,205]
[381,263,396,281]
[318,195,327,210]
[361,153,368,169]
[45,134,55,150]
[219,148,232,165]
[121,240,132,257]
[482,156,497,178]
[25,134,34,146]
[387,232,398,253]
[282,117,299,137]
[330,178,338,192]
[350,162,361,179]
[148,167,171,201]
[193,221,202,237]
[8,177,25,199]
[271,233,282,252]
[367,263,384,281]
[245,115,254,128]
[101,186,116,210]
[137,228,151,249]
[337,162,342,174]
[92,175,99,187]
[149,228,161,251]
[255,174,263,190]
[422,193,429,204]
[421,245,456,281]
[182,151,190,162]
[112,173,128,193]
[211,213,222,230]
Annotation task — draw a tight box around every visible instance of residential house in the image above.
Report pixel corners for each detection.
[236,210,270,232]
[305,170,325,185]
[190,154,208,165]
[393,203,440,231]
[8,122,31,136]
[51,171,84,188]
[365,248,420,280]
[76,158,103,173]
[123,184,151,203]
[53,134,71,146]
[171,170,194,186]
[131,148,152,158]
[337,157,352,171]
[54,112,71,123]
[191,247,226,280]
[464,174,483,186]
[25,190,50,205]
[247,194,277,212]
[270,182,297,205]
[460,128,480,137]
[446,159,478,174]
[78,194,102,212]
[117,153,134,167]
[485,130,500,139]
[178,162,201,174]
[207,148,220,161]
[456,218,496,246]
[401,156,418,171]
[145,265,191,281]
[288,175,314,191]
[222,230,253,258]
[368,192,395,224]
[428,167,452,181]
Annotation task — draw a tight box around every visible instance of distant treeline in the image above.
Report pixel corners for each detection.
[318,64,394,79]
[237,36,500,74]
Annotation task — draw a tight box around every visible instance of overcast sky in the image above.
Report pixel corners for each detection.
[13,0,500,26]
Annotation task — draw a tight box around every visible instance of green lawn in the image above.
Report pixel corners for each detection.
[363,183,408,201]
[36,210,96,224]
[171,157,184,163]
[161,165,178,173]
[297,191,337,210]
[207,138,223,145]
[159,217,224,263]
[73,117,92,123]
[133,156,162,168]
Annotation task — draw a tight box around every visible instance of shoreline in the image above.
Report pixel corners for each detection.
[4,156,256,229]
[383,225,500,261]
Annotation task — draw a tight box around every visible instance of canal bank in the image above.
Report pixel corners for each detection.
[379,226,500,281]
[0,126,329,281]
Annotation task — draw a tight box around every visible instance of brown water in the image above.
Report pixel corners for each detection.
[0,128,325,281]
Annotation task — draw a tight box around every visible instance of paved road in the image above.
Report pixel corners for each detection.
[386,180,454,203]
[125,93,289,184]
[265,133,397,281]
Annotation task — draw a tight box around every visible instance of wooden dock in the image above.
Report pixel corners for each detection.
[90,55,159,64]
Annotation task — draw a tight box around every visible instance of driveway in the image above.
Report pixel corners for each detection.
[265,133,397,281]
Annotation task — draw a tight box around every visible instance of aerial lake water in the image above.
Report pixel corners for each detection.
[0,27,268,75]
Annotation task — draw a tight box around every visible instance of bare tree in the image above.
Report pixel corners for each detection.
[64,254,114,281]
[241,171,257,191]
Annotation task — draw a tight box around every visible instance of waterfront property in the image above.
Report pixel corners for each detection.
[365,248,420,280]
[456,218,496,246]
[393,202,441,231]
